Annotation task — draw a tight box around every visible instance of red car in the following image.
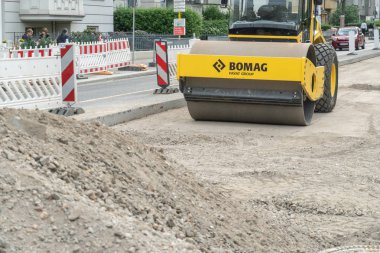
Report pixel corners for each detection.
[332,27,365,50]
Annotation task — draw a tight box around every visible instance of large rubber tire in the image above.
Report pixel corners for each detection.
[314,43,338,112]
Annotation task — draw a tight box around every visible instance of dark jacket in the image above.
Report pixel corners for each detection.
[57,34,69,43]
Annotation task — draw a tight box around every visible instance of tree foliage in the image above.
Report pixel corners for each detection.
[114,8,203,36]
[201,6,229,35]
[201,20,229,35]
[330,5,359,26]
[203,6,229,20]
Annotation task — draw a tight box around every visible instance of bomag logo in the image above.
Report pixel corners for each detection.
[213,59,226,72]
[212,60,268,77]
[229,62,268,72]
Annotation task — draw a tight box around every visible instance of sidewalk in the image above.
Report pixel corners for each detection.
[74,48,380,126]
[77,59,156,85]
[338,48,380,66]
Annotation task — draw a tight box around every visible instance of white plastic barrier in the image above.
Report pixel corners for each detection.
[374,29,379,50]
[107,39,131,70]
[0,45,8,59]
[167,44,191,82]
[9,45,59,58]
[0,56,62,109]
[76,39,131,75]
[77,42,108,74]
[348,30,357,55]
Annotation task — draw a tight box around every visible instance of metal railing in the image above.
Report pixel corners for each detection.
[9,32,192,51]
[103,32,191,51]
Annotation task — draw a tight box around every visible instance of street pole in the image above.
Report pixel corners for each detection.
[0,0,3,43]
[178,11,181,39]
[132,0,135,64]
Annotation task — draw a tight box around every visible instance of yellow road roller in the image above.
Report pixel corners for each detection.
[177,0,338,125]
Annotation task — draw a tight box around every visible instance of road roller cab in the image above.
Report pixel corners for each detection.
[177,0,338,125]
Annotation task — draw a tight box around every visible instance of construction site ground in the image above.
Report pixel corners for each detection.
[114,57,380,252]
[0,58,379,253]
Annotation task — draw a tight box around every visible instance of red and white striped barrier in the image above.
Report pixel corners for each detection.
[77,42,108,74]
[76,39,131,75]
[9,44,59,59]
[155,40,170,88]
[61,44,77,103]
[155,40,194,88]
[107,39,131,69]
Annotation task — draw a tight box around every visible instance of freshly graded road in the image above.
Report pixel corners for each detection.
[114,57,380,252]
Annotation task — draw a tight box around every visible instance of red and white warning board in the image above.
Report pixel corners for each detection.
[174,18,186,36]
[60,44,77,103]
[155,40,170,88]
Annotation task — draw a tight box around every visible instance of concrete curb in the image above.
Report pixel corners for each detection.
[77,70,156,85]
[79,50,380,126]
[339,50,380,66]
[82,98,186,126]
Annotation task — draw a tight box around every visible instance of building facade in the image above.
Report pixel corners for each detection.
[0,0,114,44]
[321,0,338,23]
[347,0,377,20]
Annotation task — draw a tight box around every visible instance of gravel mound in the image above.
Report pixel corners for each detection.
[0,109,262,253]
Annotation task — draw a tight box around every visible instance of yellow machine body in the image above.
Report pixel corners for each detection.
[177,0,338,125]
[177,52,324,101]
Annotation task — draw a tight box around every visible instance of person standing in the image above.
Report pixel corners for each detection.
[20,28,35,49]
[361,22,368,35]
[22,28,33,40]
[56,28,70,43]
[39,27,50,39]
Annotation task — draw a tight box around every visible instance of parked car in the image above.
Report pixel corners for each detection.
[331,27,365,50]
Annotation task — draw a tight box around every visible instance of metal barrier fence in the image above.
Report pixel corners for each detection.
[9,32,192,51]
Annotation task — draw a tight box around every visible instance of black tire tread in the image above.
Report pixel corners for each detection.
[314,43,338,112]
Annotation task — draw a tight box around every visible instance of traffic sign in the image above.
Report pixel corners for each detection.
[174,0,185,12]
[174,18,186,36]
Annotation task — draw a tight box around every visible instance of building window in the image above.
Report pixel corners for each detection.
[86,26,99,32]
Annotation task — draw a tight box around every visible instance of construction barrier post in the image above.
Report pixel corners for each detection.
[374,29,380,50]
[54,44,84,116]
[348,30,357,55]
[155,40,170,90]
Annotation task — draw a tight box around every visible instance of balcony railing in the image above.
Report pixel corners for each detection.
[20,0,85,21]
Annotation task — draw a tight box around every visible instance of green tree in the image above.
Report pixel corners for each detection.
[203,6,229,20]
[200,6,229,36]
[330,5,359,26]
[201,20,229,35]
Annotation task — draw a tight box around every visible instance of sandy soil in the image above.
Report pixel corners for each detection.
[115,58,380,252]
[0,109,265,253]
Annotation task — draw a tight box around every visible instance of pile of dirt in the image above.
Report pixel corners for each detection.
[0,108,288,253]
